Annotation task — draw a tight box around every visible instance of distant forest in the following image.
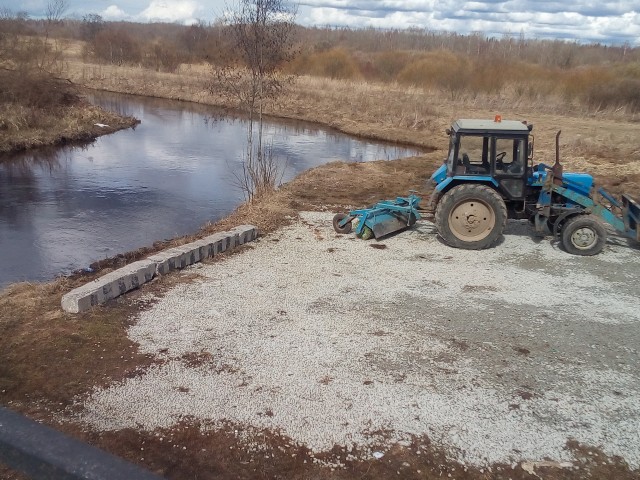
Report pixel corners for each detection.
[2,11,640,112]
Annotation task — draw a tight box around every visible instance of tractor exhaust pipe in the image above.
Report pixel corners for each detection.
[552,130,563,185]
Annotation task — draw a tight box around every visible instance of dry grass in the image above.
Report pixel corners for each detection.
[0,57,140,154]
[0,100,139,154]
[0,276,154,407]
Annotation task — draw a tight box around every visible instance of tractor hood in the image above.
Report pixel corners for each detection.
[532,170,594,197]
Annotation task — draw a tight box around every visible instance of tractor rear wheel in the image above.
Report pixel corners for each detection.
[435,184,507,250]
[560,214,607,256]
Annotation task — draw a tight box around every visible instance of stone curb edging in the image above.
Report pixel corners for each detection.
[61,225,258,314]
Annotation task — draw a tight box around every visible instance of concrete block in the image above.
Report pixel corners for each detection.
[230,225,258,245]
[175,244,196,268]
[169,246,191,270]
[147,251,172,275]
[61,224,259,313]
[148,249,179,275]
[201,232,231,255]
[61,260,156,313]
[148,244,196,274]
[191,238,214,261]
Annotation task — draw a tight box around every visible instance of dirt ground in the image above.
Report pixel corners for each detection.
[2,54,640,479]
[76,212,640,477]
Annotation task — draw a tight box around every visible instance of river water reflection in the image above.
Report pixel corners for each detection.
[0,92,422,287]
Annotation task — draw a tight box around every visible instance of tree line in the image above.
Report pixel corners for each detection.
[3,9,639,113]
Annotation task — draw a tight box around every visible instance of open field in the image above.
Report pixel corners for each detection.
[2,41,640,479]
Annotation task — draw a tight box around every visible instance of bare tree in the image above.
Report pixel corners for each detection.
[38,0,67,72]
[212,0,297,200]
[45,0,66,23]
[80,14,105,41]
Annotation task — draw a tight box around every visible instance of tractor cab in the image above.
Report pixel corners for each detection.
[432,117,534,201]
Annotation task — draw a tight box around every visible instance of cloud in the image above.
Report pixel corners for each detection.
[12,0,640,45]
[101,5,130,21]
[298,0,640,45]
[139,0,203,24]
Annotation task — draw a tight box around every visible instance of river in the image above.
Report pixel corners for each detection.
[0,92,422,287]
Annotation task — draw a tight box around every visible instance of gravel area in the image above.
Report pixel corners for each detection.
[78,212,640,468]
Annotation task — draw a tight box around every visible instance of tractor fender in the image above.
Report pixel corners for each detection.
[433,177,500,205]
[550,209,584,238]
[429,179,505,229]
[430,164,448,184]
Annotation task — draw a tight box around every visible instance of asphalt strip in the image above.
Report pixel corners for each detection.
[77,212,640,468]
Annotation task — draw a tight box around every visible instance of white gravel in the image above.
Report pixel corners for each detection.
[78,212,640,467]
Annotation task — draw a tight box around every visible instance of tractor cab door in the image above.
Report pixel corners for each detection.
[490,136,527,200]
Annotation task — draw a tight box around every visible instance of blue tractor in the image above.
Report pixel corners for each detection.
[427,117,640,255]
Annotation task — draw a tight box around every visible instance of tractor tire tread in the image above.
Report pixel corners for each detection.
[434,184,507,250]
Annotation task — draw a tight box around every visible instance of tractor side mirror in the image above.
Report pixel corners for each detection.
[445,128,451,136]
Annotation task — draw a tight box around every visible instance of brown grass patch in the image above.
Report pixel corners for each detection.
[67,425,639,480]
[0,274,192,409]
[0,101,139,154]
[0,68,139,154]
[284,153,442,209]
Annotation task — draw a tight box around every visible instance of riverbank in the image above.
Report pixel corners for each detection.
[0,100,139,155]
[0,67,139,155]
[64,61,640,196]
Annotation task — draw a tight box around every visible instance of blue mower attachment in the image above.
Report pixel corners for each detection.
[333,193,422,240]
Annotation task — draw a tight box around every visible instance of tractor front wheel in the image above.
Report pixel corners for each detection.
[560,215,607,256]
[435,184,507,250]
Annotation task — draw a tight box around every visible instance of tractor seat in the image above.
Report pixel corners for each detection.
[460,155,487,174]
[467,165,488,174]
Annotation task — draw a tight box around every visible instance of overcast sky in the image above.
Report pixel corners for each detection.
[9,0,640,46]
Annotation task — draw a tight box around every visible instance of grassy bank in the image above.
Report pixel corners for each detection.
[0,100,139,154]
[0,69,138,155]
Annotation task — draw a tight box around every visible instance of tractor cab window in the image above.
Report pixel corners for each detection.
[457,135,489,175]
[493,138,526,175]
